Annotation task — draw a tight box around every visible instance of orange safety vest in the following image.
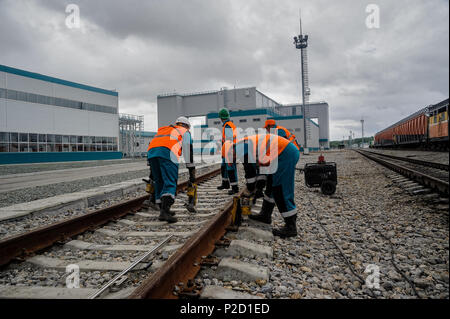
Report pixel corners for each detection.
[224,134,290,166]
[273,125,300,150]
[148,125,188,158]
[221,120,237,157]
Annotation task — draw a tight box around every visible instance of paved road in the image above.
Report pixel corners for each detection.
[0,162,148,193]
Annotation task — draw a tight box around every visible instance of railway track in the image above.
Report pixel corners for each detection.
[356,150,449,196]
[0,166,248,299]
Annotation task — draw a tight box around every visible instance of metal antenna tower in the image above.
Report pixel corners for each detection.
[360,118,365,148]
[293,11,310,153]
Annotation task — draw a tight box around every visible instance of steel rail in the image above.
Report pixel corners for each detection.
[356,150,449,195]
[0,167,221,267]
[360,150,449,171]
[128,190,243,299]
[89,235,173,299]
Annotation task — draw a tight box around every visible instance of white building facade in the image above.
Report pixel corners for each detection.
[0,65,120,164]
[157,87,329,154]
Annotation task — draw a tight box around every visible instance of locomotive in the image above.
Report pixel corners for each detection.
[374,98,449,151]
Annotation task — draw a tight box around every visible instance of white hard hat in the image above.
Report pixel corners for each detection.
[176,116,191,128]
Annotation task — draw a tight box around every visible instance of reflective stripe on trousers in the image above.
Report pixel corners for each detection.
[221,158,238,185]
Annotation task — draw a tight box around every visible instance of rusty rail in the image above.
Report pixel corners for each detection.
[129,191,242,299]
[0,167,221,267]
[356,150,449,195]
[361,150,449,172]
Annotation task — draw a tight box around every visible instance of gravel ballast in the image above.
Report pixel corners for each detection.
[195,150,448,299]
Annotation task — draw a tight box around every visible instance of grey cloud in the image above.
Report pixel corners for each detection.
[0,0,448,140]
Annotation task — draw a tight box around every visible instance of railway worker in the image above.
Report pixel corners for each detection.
[223,133,300,238]
[216,108,239,195]
[147,116,196,223]
[253,119,301,198]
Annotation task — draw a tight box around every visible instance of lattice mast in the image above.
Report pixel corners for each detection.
[119,114,144,157]
[293,13,310,152]
[361,118,365,147]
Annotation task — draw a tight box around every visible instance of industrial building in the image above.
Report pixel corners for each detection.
[157,87,329,154]
[0,65,121,164]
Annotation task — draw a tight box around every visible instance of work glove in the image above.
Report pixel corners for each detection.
[188,167,196,184]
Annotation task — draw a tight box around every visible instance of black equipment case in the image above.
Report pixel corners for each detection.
[304,160,337,195]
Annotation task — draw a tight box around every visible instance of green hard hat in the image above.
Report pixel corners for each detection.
[219,108,230,120]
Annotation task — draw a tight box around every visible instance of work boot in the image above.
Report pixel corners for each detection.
[228,185,239,195]
[254,189,264,199]
[249,200,274,224]
[273,215,297,238]
[159,196,177,223]
[148,196,160,211]
[217,180,230,190]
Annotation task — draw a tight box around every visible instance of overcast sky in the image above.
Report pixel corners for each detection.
[0,0,448,140]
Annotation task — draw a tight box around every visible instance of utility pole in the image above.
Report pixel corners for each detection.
[349,130,352,148]
[360,118,365,148]
[293,12,310,154]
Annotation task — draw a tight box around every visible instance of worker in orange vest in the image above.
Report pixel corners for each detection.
[217,108,239,195]
[147,116,195,223]
[223,133,300,237]
[253,119,301,199]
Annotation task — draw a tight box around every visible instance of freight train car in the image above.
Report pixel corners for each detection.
[374,98,449,151]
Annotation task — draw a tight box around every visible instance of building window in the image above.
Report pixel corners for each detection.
[19,144,29,152]
[47,144,55,152]
[10,133,18,142]
[295,128,301,132]
[0,132,9,142]
[7,90,17,100]
[239,119,247,123]
[17,91,27,101]
[214,121,221,125]
[0,130,117,153]
[20,133,28,142]
[253,118,261,122]
[2,89,115,114]
[29,143,38,152]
